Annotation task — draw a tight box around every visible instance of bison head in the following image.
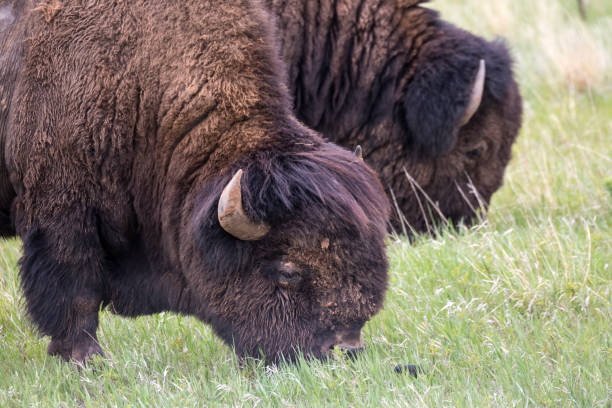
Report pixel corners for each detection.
[372,27,523,233]
[182,143,389,362]
[289,11,523,234]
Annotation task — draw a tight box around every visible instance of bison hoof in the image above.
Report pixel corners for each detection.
[47,336,104,364]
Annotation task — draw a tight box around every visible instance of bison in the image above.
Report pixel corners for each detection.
[0,0,390,363]
[265,0,523,233]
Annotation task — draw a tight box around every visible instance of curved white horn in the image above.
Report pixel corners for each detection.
[218,170,270,241]
[459,59,486,127]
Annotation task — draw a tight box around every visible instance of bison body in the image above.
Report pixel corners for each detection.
[0,0,389,363]
[265,0,523,233]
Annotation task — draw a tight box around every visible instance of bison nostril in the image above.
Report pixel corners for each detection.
[338,345,364,353]
[337,345,364,360]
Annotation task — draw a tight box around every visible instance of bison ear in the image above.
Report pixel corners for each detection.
[401,59,486,156]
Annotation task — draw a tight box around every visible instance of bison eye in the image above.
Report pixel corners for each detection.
[261,261,303,288]
[277,262,302,288]
[466,147,483,159]
[465,141,488,159]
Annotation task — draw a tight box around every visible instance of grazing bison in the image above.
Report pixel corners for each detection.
[265,0,523,233]
[0,0,390,363]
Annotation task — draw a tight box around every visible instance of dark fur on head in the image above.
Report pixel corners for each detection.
[195,143,388,278]
[265,0,523,232]
[400,32,515,156]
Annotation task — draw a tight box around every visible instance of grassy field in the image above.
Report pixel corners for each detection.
[1,0,611,406]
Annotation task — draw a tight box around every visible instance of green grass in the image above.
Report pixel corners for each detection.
[1,1,611,406]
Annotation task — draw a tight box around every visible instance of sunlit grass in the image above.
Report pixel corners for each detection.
[1,1,611,406]
[434,0,612,92]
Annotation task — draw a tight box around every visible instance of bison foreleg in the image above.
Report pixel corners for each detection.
[19,225,105,363]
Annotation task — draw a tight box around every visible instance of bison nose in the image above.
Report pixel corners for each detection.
[336,344,365,360]
[319,327,364,358]
[330,327,364,359]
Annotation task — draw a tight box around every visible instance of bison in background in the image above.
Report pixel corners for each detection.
[0,0,389,363]
[266,0,523,233]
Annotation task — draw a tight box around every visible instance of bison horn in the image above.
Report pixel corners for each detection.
[354,145,363,160]
[218,169,270,241]
[459,59,486,127]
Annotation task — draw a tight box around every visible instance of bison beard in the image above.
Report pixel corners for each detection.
[0,0,390,363]
[264,0,523,233]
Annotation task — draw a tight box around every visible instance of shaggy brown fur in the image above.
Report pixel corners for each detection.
[0,0,389,363]
[0,0,22,236]
[265,0,523,233]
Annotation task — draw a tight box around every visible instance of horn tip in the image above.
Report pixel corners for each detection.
[232,169,243,182]
[354,145,363,160]
[478,59,486,77]
[459,59,486,127]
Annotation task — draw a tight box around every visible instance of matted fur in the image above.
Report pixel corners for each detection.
[0,0,389,363]
[265,0,523,232]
